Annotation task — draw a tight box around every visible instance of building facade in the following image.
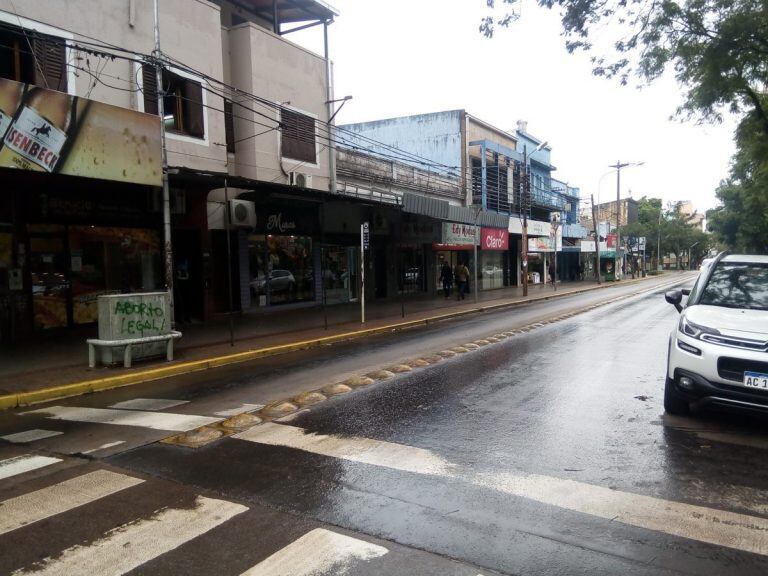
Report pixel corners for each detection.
[0,0,346,342]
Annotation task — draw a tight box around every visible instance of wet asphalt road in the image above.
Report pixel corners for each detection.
[5,273,768,575]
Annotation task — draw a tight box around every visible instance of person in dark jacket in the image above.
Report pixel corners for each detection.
[439,261,453,299]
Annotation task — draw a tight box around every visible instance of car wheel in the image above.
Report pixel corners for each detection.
[664,376,690,415]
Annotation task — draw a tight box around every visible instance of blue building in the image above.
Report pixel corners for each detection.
[340,111,587,286]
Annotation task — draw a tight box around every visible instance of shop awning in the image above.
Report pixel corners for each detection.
[401,192,509,229]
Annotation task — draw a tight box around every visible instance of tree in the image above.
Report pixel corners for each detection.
[620,197,711,269]
[707,115,768,253]
[483,1,768,129]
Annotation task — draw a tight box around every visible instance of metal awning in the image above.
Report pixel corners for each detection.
[238,0,339,25]
[402,192,509,228]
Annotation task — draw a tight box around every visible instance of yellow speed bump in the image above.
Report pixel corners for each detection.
[294,391,328,406]
[260,401,299,419]
[162,426,223,449]
[367,370,396,380]
[221,413,262,429]
[405,359,430,368]
[321,383,352,396]
[387,364,413,374]
[342,375,375,388]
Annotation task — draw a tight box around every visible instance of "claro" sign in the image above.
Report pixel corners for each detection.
[481,228,508,251]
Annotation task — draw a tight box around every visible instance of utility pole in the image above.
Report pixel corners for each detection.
[657,204,663,271]
[609,161,629,281]
[521,146,529,297]
[551,214,560,291]
[473,205,481,304]
[153,0,174,322]
[591,194,601,284]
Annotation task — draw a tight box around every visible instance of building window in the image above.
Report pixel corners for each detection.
[142,64,204,139]
[281,108,316,163]
[224,99,235,153]
[0,25,67,90]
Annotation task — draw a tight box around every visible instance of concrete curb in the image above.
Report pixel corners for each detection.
[0,273,689,411]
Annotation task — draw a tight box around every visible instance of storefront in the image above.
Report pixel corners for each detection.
[0,78,162,341]
[479,227,509,290]
[244,200,319,308]
[433,222,477,293]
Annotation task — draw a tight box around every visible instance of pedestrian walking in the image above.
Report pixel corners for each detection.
[439,261,453,299]
[548,260,556,287]
[455,261,470,300]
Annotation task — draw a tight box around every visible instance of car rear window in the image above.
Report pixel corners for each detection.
[699,262,768,311]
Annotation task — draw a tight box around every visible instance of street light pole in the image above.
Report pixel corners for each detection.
[521,146,528,297]
[608,160,643,280]
[551,214,560,291]
[519,141,548,297]
[153,0,174,323]
[473,205,481,304]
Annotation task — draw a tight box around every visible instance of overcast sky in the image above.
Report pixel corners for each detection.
[294,0,737,213]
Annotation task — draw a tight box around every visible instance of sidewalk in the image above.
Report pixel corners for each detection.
[0,273,683,401]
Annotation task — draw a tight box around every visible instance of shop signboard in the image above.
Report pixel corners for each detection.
[0,78,161,186]
[508,218,551,237]
[607,233,617,248]
[528,227,563,252]
[580,240,596,252]
[435,222,479,250]
[481,228,508,251]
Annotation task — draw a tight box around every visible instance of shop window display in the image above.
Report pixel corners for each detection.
[28,224,160,329]
[481,251,504,290]
[249,234,314,305]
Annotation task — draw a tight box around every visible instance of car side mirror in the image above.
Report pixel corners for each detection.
[665,289,683,312]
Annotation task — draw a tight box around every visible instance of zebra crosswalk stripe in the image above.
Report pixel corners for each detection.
[238,423,768,558]
[236,423,454,477]
[13,495,248,576]
[23,406,220,432]
[241,528,388,576]
[0,455,61,481]
[0,470,143,536]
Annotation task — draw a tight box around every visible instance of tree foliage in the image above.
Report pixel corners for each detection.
[484,0,768,127]
[482,0,768,253]
[707,115,768,253]
[621,197,711,267]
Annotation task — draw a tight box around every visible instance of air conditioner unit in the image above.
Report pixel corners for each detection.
[229,199,256,227]
[289,171,312,188]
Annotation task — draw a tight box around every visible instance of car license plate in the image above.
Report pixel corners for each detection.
[744,371,768,389]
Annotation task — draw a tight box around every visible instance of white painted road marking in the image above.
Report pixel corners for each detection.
[24,406,220,432]
[474,472,768,557]
[214,404,264,417]
[0,455,61,481]
[241,424,768,557]
[81,441,125,455]
[0,470,143,536]
[236,423,454,476]
[13,495,248,576]
[2,429,63,443]
[241,528,388,576]
[109,398,189,411]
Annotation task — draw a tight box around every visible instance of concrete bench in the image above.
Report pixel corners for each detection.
[87,331,182,369]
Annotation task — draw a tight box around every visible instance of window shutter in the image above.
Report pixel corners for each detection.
[33,35,66,91]
[183,79,204,138]
[142,64,158,115]
[281,109,315,163]
[224,99,235,153]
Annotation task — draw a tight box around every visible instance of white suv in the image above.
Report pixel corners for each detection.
[664,253,768,415]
